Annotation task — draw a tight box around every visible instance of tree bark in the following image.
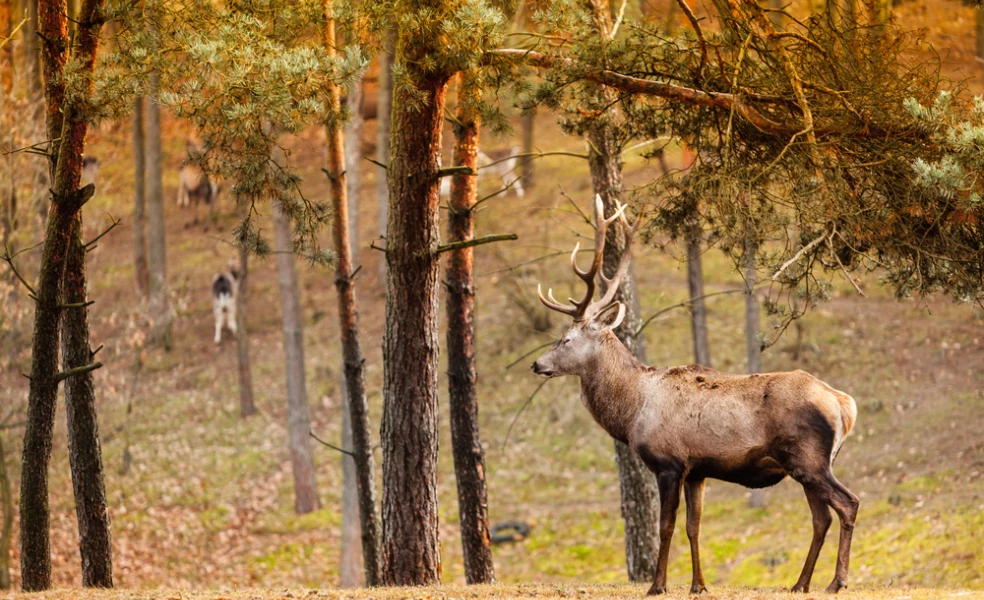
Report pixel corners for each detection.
[0,433,12,590]
[61,216,113,588]
[380,6,451,583]
[582,0,659,583]
[344,78,363,266]
[23,0,40,110]
[375,42,393,283]
[977,5,984,63]
[446,72,495,585]
[145,70,171,350]
[686,231,711,368]
[272,200,320,515]
[768,0,784,29]
[587,122,659,584]
[324,3,381,585]
[520,109,535,189]
[132,97,149,297]
[338,383,362,587]
[0,0,12,96]
[235,234,256,418]
[21,0,104,589]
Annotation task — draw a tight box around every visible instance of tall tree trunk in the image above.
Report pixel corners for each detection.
[583,1,659,583]
[272,200,320,515]
[520,110,535,189]
[324,3,381,585]
[977,4,984,63]
[768,0,784,29]
[344,78,363,266]
[0,433,12,590]
[23,0,40,109]
[61,216,113,587]
[375,42,393,283]
[338,387,362,587]
[132,97,149,297]
[743,229,766,508]
[686,231,711,368]
[380,8,450,584]
[235,235,256,418]
[21,0,104,590]
[446,72,495,585]
[0,0,12,96]
[145,72,171,350]
[588,123,659,583]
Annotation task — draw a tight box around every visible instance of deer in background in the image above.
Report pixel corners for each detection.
[177,139,220,229]
[530,195,859,595]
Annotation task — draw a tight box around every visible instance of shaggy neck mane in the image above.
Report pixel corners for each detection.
[578,331,649,444]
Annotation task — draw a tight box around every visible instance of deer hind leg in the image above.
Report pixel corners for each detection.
[213,302,223,344]
[791,485,832,592]
[684,478,707,594]
[647,471,683,596]
[823,473,859,594]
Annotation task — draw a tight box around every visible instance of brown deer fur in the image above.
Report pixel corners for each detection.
[531,196,859,596]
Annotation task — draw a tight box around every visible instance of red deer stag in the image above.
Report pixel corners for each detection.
[531,195,859,595]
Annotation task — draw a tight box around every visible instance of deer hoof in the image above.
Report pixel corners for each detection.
[689,583,707,595]
[824,580,847,594]
[646,584,666,596]
[790,584,809,593]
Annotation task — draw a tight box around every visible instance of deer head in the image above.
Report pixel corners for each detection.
[531,194,640,378]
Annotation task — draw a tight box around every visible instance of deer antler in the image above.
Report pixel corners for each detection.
[537,194,641,321]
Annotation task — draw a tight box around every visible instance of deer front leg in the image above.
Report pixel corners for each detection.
[684,478,707,594]
[647,471,683,596]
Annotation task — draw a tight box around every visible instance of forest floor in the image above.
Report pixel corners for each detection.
[4,586,984,600]
[2,0,984,595]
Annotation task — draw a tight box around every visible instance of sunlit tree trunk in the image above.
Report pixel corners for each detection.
[446,72,495,585]
[380,1,452,583]
[0,433,12,590]
[520,110,535,189]
[744,228,766,509]
[20,0,105,589]
[687,231,711,368]
[324,2,381,584]
[344,78,363,265]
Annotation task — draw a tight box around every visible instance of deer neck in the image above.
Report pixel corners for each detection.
[577,332,647,444]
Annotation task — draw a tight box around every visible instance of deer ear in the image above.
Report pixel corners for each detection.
[588,302,625,331]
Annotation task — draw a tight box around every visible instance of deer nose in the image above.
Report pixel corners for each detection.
[531,361,553,377]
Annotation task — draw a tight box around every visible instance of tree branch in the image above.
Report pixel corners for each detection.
[771,231,829,281]
[436,233,518,254]
[54,361,103,383]
[84,215,121,249]
[437,165,475,178]
[310,431,355,457]
[1,243,38,298]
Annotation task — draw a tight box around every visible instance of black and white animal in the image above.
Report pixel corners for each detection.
[211,267,239,344]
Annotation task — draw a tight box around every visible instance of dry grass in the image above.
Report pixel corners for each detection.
[3,585,983,600]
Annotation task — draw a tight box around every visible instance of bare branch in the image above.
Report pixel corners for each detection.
[436,233,518,254]
[54,362,103,383]
[310,431,355,457]
[771,231,828,282]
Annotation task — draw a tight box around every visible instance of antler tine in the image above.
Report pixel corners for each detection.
[587,200,645,318]
[537,283,579,316]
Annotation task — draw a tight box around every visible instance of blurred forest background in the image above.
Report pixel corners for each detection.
[1,0,983,593]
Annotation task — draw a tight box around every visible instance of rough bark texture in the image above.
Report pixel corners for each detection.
[375,43,393,283]
[235,237,256,418]
[21,0,104,589]
[325,6,381,585]
[381,7,451,582]
[583,0,659,583]
[272,201,320,515]
[686,233,711,368]
[587,122,659,583]
[977,4,984,61]
[446,73,495,585]
[144,73,171,349]
[344,78,363,266]
[132,97,149,297]
[0,434,12,590]
[62,216,113,588]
